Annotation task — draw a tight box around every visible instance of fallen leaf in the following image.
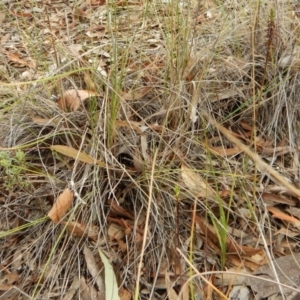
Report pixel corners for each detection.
[0,272,19,285]
[119,287,131,300]
[108,199,135,219]
[120,86,151,101]
[165,272,179,300]
[286,206,300,219]
[267,206,300,225]
[79,276,99,300]
[0,284,13,291]
[260,146,292,156]
[108,223,125,239]
[247,253,300,299]
[229,285,251,300]
[9,9,32,17]
[63,221,99,240]
[115,120,143,133]
[4,51,36,68]
[274,227,300,238]
[194,214,262,256]
[181,163,215,198]
[226,254,262,271]
[48,188,74,223]
[261,192,296,206]
[50,145,107,168]
[84,245,105,299]
[62,275,80,300]
[31,117,59,127]
[208,145,242,156]
[57,89,98,111]
[0,12,6,26]
[98,249,120,300]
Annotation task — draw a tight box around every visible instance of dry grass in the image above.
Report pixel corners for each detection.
[1,0,300,299]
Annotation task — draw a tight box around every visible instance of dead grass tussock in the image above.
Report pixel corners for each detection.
[1,0,300,299]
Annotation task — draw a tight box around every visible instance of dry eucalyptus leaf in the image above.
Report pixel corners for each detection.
[181,163,215,198]
[120,86,151,101]
[229,285,251,300]
[57,89,98,111]
[62,221,99,240]
[83,245,105,299]
[267,206,300,226]
[108,223,125,239]
[31,117,59,127]
[62,275,80,300]
[50,145,107,168]
[79,276,100,300]
[48,188,74,223]
[247,253,300,299]
[208,145,241,156]
[165,272,179,300]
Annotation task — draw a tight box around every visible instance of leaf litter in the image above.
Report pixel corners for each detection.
[1,0,300,299]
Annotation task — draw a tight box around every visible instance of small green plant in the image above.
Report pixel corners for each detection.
[0,149,30,189]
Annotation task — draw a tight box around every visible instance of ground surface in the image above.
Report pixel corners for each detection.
[1,0,300,299]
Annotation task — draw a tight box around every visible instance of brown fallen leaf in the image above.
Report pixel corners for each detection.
[120,86,151,101]
[79,276,100,300]
[50,145,107,168]
[48,188,74,223]
[119,287,131,300]
[108,223,125,239]
[83,245,105,299]
[194,214,262,256]
[181,163,215,198]
[57,89,98,111]
[0,272,19,286]
[108,199,135,220]
[165,272,180,300]
[267,206,300,225]
[261,192,296,206]
[62,275,80,300]
[208,145,242,156]
[115,120,143,133]
[3,50,36,68]
[63,221,99,241]
[31,117,59,127]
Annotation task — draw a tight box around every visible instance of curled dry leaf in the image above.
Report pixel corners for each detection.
[57,89,98,111]
[181,163,215,198]
[48,188,74,223]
